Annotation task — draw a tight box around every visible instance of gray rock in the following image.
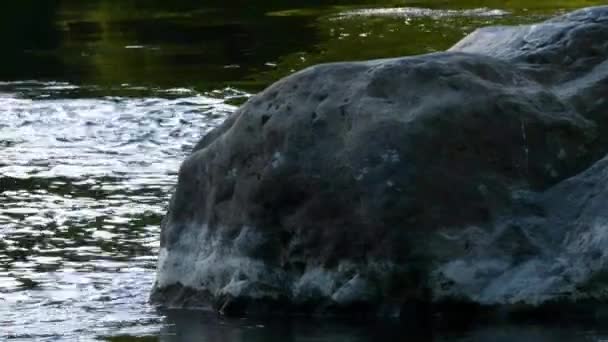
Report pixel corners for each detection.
[152,6,608,317]
[433,153,608,307]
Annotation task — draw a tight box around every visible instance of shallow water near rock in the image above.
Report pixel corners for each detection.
[0,81,239,340]
[2,1,608,341]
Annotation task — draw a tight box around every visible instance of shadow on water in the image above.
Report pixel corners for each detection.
[103,309,608,342]
[2,0,607,92]
[0,1,63,79]
[0,0,323,90]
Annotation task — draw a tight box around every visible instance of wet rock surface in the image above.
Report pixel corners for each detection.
[152,6,608,317]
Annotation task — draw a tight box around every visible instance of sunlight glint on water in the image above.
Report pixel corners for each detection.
[0,82,243,341]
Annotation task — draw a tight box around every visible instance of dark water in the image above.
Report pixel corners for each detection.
[2,1,608,341]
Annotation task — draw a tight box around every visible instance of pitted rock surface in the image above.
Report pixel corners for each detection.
[152,6,608,317]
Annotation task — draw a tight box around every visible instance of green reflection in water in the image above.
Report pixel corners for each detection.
[1,0,607,93]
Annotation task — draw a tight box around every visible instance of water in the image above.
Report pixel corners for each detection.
[1,1,608,341]
[0,82,240,340]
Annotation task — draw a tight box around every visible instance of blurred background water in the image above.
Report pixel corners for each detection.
[1,1,608,341]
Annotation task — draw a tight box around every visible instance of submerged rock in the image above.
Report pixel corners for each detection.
[152,6,608,317]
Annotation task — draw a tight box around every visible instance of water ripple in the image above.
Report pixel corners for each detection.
[0,82,243,340]
[338,7,510,19]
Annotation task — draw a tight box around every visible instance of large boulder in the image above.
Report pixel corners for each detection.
[151,6,608,317]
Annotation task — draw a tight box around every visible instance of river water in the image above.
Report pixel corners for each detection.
[1,1,608,341]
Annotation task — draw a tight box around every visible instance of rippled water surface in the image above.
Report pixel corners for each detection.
[0,82,242,340]
[2,0,608,341]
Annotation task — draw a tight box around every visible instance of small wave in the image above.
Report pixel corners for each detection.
[338,7,510,19]
[162,87,197,95]
[42,84,80,91]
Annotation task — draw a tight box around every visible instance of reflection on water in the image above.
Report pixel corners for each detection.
[3,0,606,91]
[105,310,607,342]
[2,0,608,341]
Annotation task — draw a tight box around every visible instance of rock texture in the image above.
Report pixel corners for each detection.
[152,6,608,317]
